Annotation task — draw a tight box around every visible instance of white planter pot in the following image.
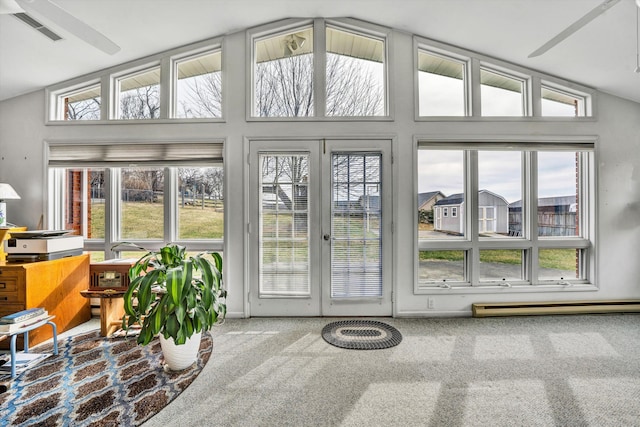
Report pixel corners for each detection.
[159,331,202,371]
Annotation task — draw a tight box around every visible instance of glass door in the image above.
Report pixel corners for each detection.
[321,140,392,316]
[248,139,392,317]
[248,141,321,316]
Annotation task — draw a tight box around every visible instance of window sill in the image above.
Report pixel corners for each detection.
[414,282,598,295]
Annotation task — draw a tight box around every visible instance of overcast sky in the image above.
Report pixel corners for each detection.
[418,148,578,204]
[418,73,578,203]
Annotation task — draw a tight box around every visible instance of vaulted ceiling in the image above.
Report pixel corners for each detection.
[1,0,639,104]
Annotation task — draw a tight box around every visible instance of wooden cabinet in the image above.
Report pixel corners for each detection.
[0,254,91,349]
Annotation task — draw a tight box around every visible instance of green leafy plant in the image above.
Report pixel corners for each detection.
[122,244,227,346]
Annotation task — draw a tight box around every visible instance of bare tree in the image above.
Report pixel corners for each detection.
[67,98,101,120]
[118,51,382,119]
[122,168,163,202]
[177,167,224,204]
[255,54,315,117]
[177,72,222,118]
[325,54,384,116]
[253,52,383,117]
[119,85,160,119]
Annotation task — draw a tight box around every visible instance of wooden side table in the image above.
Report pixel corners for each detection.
[80,290,126,337]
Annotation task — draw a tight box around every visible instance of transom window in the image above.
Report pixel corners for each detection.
[114,66,161,120]
[54,83,101,121]
[417,49,467,116]
[174,50,222,118]
[253,26,314,117]
[415,40,592,119]
[325,26,385,116]
[480,67,527,117]
[541,83,587,117]
[250,19,388,119]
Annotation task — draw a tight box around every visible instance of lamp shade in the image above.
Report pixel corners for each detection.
[0,183,20,201]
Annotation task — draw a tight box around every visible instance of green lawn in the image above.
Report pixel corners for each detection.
[89,203,575,271]
[90,201,224,239]
[420,248,577,271]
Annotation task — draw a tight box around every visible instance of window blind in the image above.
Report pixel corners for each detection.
[48,142,224,167]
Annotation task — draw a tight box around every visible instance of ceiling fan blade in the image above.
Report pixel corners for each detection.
[528,0,621,58]
[15,0,120,55]
[0,0,22,14]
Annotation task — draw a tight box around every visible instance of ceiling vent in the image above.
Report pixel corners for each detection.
[13,12,62,41]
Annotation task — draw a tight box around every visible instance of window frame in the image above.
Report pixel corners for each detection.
[246,18,392,122]
[479,64,531,117]
[45,37,225,125]
[413,36,596,122]
[171,46,224,120]
[541,81,590,117]
[416,47,471,117]
[112,64,162,120]
[414,135,596,294]
[45,140,225,259]
[50,81,102,121]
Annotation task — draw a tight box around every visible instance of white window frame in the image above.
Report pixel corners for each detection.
[414,135,596,294]
[541,81,590,117]
[49,80,102,121]
[112,64,162,120]
[247,18,392,121]
[45,140,225,259]
[416,47,470,117]
[171,46,224,120]
[414,36,595,121]
[479,64,531,117]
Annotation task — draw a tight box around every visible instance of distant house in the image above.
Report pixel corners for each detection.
[417,191,445,223]
[434,190,509,235]
[509,195,577,236]
[418,191,445,211]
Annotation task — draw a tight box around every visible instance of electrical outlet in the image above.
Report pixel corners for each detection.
[427,297,435,310]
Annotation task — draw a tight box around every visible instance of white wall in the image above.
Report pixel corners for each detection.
[1,26,639,318]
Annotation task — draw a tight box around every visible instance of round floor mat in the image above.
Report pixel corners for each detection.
[321,320,402,350]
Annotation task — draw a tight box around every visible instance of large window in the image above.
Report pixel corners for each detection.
[417,142,594,290]
[253,26,314,117]
[47,142,224,258]
[251,20,389,118]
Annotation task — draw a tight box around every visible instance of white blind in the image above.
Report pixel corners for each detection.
[259,153,310,297]
[48,142,224,167]
[331,153,383,298]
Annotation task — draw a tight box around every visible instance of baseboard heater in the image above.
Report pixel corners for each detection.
[472,300,640,317]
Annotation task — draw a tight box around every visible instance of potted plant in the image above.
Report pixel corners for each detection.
[122,244,226,370]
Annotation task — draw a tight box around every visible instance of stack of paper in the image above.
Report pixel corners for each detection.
[0,308,50,333]
[0,352,51,374]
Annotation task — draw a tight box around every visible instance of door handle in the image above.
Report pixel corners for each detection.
[323,234,331,241]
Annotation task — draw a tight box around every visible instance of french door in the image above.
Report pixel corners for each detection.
[248,139,392,316]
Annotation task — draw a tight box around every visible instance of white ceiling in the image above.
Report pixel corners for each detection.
[1,0,639,104]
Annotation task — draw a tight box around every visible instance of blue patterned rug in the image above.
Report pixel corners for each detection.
[0,329,212,426]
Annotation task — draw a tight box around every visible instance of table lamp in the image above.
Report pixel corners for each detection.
[0,183,21,227]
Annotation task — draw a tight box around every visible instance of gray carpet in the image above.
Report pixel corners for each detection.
[141,314,640,427]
